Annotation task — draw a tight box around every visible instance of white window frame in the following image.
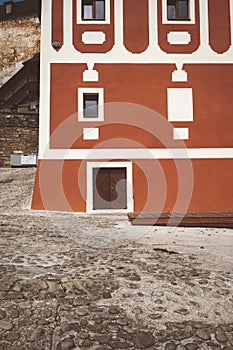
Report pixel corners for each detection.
[77,0,111,24]
[86,161,134,213]
[162,0,195,24]
[6,4,12,14]
[78,88,104,122]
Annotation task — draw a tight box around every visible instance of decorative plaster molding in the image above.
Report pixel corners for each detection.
[83,69,99,82]
[172,69,188,82]
[167,88,193,122]
[82,32,106,45]
[83,128,99,140]
[39,148,233,160]
[167,32,191,45]
[173,128,189,140]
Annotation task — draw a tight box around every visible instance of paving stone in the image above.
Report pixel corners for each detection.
[108,306,121,315]
[109,340,130,349]
[75,307,89,316]
[80,339,93,347]
[164,341,176,350]
[0,320,13,331]
[0,309,6,319]
[56,337,76,350]
[102,291,112,299]
[117,331,133,341]
[116,318,128,326]
[134,331,155,349]
[30,327,43,342]
[185,343,199,350]
[5,330,20,342]
[174,330,193,341]
[174,308,190,315]
[1,169,233,350]
[128,274,141,281]
[215,327,228,343]
[196,329,211,340]
[94,334,111,344]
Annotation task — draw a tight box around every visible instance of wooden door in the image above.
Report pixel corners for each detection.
[93,167,127,210]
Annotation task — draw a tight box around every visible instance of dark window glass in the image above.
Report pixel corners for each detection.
[179,0,188,19]
[95,0,105,19]
[83,93,99,118]
[167,0,189,20]
[82,0,105,20]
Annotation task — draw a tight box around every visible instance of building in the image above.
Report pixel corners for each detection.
[0,0,41,167]
[32,0,233,222]
[0,54,40,113]
[0,0,41,21]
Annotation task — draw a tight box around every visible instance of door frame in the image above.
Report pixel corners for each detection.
[86,161,134,213]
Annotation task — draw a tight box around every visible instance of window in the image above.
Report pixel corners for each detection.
[78,88,104,122]
[86,162,133,213]
[77,0,110,24]
[82,0,105,21]
[6,4,12,14]
[162,0,195,24]
[83,93,99,118]
[167,0,189,20]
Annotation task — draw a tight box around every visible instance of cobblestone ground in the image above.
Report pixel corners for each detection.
[0,168,233,350]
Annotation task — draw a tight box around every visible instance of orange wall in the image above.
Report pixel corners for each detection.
[208,0,231,53]
[32,159,233,213]
[50,63,233,149]
[123,0,149,53]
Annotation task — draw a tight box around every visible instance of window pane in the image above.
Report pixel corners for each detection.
[83,5,93,19]
[167,5,176,20]
[95,0,105,20]
[6,4,12,14]
[179,0,188,19]
[84,94,98,118]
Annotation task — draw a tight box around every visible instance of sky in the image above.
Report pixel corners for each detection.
[0,0,25,4]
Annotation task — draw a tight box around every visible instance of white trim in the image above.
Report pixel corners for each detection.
[162,0,195,24]
[76,0,111,24]
[173,128,189,140]
[39,148,233,160]
[83,69,99,81]
[82,31,106,44]
[86,161,134,213]
[167,88,193,122]
[78,87,104,122]
[167,32,191,45]
[83,128,99,140]
[172,69,188,82]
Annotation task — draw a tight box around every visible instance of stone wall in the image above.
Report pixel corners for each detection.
[0,113,39,167]
[0,17,40,87]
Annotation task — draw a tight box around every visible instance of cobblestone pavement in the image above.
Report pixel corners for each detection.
[0,168,233,350]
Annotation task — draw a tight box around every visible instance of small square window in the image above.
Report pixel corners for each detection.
[77,0,110,24]
[162,0,195,24]
[78,88,104,122]
[167,0,189,21]
[6,4,12,14]
[83,93,99,118]
[82,0,105,21]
